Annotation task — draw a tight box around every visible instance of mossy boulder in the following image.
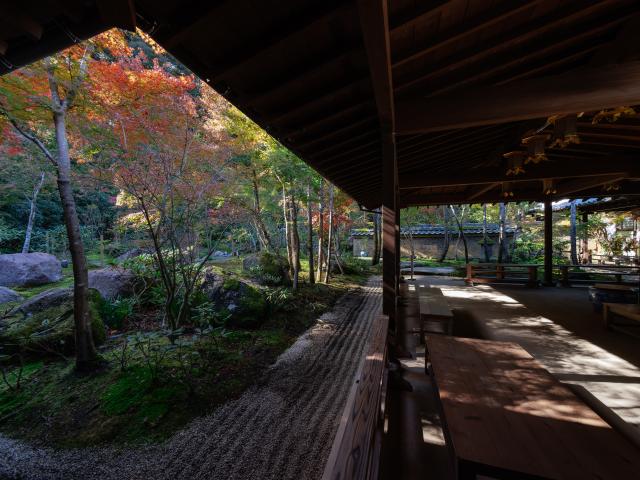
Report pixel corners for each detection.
[2,288,106,357]
[243,252,291,286]
[202,271,266,329]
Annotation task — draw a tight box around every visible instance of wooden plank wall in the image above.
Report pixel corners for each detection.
[322,314,389,480]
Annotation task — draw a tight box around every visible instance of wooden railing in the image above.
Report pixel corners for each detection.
[557,264,640,286]
[465,263,539,287]
[322,314,389,480]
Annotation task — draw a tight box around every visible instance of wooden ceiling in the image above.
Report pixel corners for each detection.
[2,0,640,209]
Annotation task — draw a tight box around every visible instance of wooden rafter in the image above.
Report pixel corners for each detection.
[400,181,640,207]
[399,157,640,189]
[396,61,640,134]
[97,0,136,31]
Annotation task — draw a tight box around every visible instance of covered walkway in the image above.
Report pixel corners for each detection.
[382,276,640,480]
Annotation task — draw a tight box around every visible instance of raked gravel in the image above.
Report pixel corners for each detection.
[0,278,381,480]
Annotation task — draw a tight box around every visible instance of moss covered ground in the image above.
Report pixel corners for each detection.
[0,263,374,448]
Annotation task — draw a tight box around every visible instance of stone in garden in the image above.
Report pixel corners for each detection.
[19,287,73,315]
[242,254,260,271]
[115,248,149,263]
[201,269,266,328]
[0,286,22,304]
[88,267,135,300]
[0,252,63,287]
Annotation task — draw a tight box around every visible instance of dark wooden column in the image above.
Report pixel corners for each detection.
[382,138,397,319]
[544,199,553,285]
[394,199,400,292]
[358,0,397,321]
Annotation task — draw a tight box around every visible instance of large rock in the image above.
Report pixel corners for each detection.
[242,254,260,272]
[5,288,106,356]
[115,248,150,264]
[19,287,73,315]
[0,253,62,287]
[202,270,266,329]
[0,286,22,305]
[88,267,135,300]
[242,252,291,286]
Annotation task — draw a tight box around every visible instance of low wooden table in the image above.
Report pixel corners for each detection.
[426,335,640,480]
[603,303,640,338]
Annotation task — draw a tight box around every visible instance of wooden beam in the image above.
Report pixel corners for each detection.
[396,61,640,134]
[468,183,499,200]
[400,181,640,207]
[97,0,136,31]
[393,0,543,68]
[399,157,640,189]
[394,0,623,94]
[358,0,396,320]
[0,4,43,39]
[555,175,627,196]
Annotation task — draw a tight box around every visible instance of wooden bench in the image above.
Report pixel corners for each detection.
[418,286,453,338]
[603,303,640,338]
[466,263,539,287]
[426,335,640,480]
[322,314,388,480]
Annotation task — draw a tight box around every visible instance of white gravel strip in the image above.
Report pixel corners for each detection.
[0,278,381,480]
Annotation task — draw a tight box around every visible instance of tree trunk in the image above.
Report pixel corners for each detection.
[372,210,381,265]
[307,182,315,284]
[482,204,491,262]
[497,202,507,263]
[570,200,578,265]
[408,229,415,280]
[317,180,325,281]
[282,184,293,274]
[53,111,98,371]
[450,205,469,263]
[581,212,589,264]
[251,169,272,251]
[324,184,334,283]
[290,195,301,290]
[438,205,450,262]
[333,227,344,275]
[22,171,45,254]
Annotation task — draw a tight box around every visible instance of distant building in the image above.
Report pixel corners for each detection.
[351,223,516,260]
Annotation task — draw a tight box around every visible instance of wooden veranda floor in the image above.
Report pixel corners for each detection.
[381,276,640,480]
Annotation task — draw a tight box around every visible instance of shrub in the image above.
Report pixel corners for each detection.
[248,252,291,286]
[97,296,136,330]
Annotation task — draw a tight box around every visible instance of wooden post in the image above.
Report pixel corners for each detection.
[544,199,553,285]
[382,136,397,323]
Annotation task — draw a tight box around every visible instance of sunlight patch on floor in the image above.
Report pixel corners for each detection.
[433,281,640,428]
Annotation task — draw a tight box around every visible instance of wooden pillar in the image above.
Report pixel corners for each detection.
[544,199,553,285]
[382,136,397,322]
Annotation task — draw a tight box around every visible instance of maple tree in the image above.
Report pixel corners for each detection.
[0,39,101,371]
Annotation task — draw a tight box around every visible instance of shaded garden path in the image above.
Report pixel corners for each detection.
[0,278,381,480]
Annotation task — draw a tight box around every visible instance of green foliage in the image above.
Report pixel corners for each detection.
[340,255,369,275]
[264,287,294,314]
[249,251,291,286]
[227,285,267,329]
[97,297,136,330]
